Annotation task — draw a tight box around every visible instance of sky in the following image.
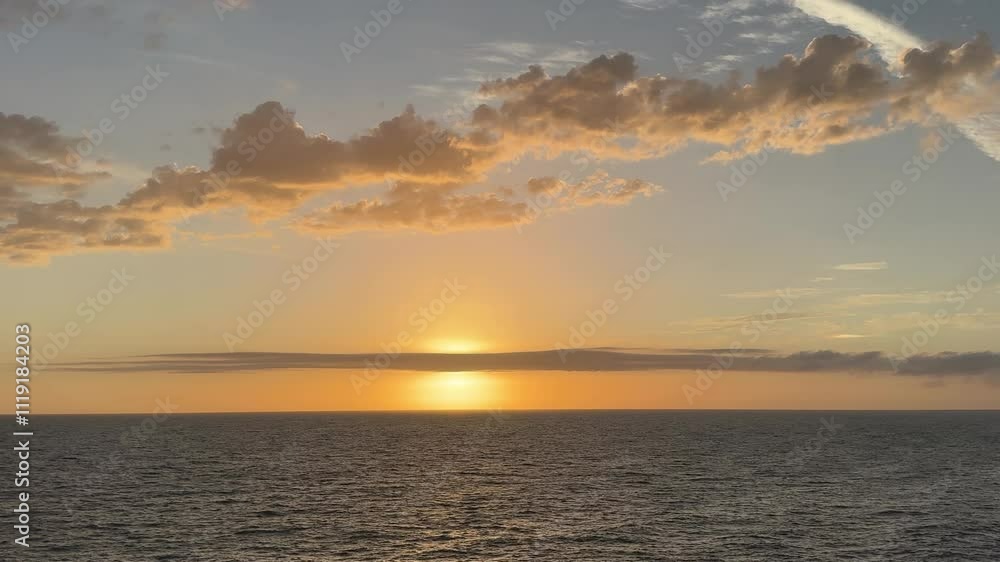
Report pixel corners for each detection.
[3,0,1000,413]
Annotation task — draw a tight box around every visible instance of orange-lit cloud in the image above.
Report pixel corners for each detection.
[2,33,997,264]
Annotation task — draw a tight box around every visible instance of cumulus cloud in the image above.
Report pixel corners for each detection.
[118,165,304,220]
[2,32,997,263]
[0,184,29,220]
[209,102,495,188]
[524,171,662,208]
[0,200,169,264]
[0,98,662,261]
[788,0,1000,162]
[297,182,531,234]
[0,101,493,262]
[472,34,999,162]
[296,172,661,234]
[0,113,108,188]
[0,112,157,263]
[0,112,77,158]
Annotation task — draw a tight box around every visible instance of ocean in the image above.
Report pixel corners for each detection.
[12,411,1000,560]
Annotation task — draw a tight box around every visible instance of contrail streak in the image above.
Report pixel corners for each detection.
[788,0,1000,162]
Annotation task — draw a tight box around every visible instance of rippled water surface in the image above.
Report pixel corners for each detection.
[13,411,1000,560]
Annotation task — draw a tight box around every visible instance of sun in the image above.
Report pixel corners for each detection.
[415,371,498,410]
[429,338,485,354]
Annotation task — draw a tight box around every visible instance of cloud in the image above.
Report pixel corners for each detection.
[296,172,661,234]
[296,182,532,234]
[471,35,999,164]
[665,311,828,334]
[0,112,78,159]
[51,349,1000,377]
[722,287,833,299]
[524,171,663,207]
[3,31,997,263]
[470,42,597,71]
[0,199,170,265]
[840,291,948,307]
[788,0,921,66]
[1,98,663,261]
[118,165,304,220]
[787,0,1000,162]
[0,113,138,264]
[0,100,498,262]
[0,112,109,188]
[619,0,680,11]
[209,102,495,188]
[833,260,888,271]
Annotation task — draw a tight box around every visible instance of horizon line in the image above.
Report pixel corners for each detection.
[14,408,1000,416]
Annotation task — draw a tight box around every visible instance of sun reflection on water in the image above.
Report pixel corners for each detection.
[415,371,498,410]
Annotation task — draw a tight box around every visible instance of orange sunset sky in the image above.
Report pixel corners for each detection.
[4,0,1000,413]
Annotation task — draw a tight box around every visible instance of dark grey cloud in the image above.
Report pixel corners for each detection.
[51,349,1000,377]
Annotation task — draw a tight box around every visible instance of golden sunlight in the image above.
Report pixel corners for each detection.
[414,371,498,410]
[428,339,486,354]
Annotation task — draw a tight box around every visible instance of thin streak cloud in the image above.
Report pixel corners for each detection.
[787,0,1000,162]
[53,349,1000,377]
[833,261,888,271]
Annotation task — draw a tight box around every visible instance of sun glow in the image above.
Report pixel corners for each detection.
[415,371,498,410]
[428,339,485,354]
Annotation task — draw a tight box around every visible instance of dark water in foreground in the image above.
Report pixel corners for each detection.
[8,411,1000,561]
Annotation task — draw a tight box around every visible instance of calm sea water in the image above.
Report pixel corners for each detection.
[10,411,1000,561]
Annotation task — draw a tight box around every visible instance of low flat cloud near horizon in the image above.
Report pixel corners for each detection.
[51,349,1000,378]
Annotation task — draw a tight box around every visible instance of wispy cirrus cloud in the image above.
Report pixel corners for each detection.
[839,291,949,307]
[722,287,839,299]
[619,0,682,11]
[833,261,888,271]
